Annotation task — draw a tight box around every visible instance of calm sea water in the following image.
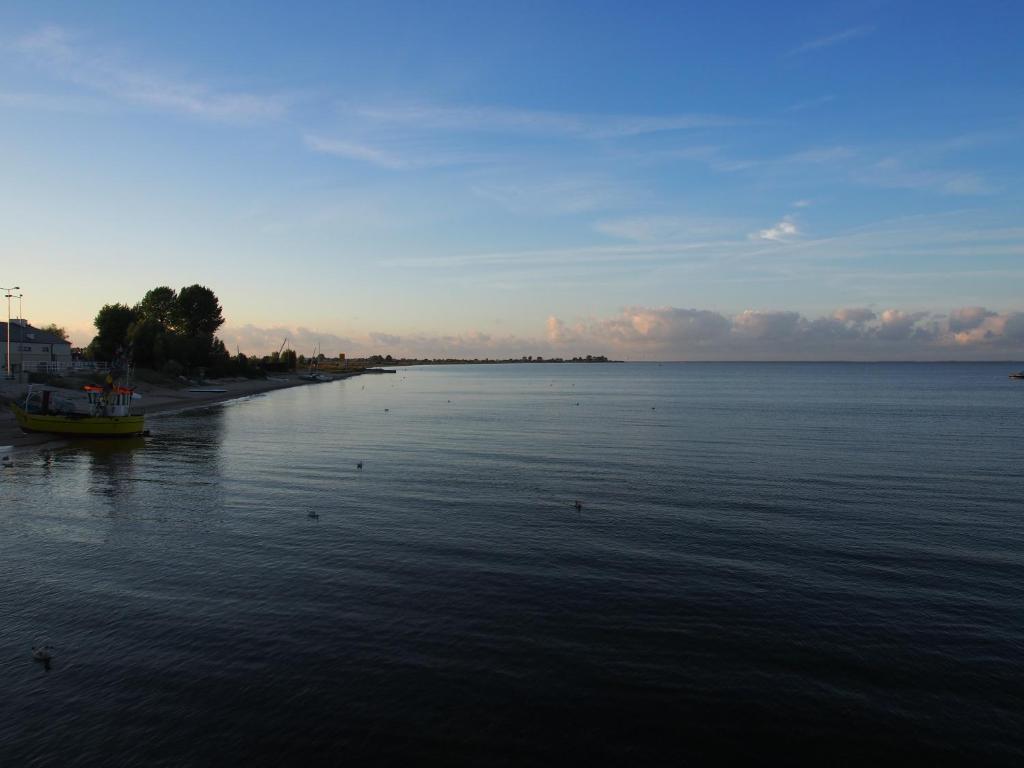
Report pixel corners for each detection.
[2,363,1022,765]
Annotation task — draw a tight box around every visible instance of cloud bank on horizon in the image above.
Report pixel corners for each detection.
[218,305,1024,361]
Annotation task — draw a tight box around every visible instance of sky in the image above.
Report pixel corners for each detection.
[1,0,1022,360]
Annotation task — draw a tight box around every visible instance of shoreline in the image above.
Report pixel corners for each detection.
[0,374,340,453]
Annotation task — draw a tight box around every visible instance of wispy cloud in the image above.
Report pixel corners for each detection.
[378,211,1024,304]
[304,136,408,169]
[595,214,747,242]
[472,175,637,215]
[853,157,995,195]
[349,102,748,139]
[12,25,285,120]
[783,94,836,112]
[0,90,104,112]
[305,133,506,170]
[788,26,874,56]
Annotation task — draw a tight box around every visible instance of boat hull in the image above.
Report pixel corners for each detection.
[9,403,146,437]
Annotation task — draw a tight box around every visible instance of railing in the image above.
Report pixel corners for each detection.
[33,361,111,375]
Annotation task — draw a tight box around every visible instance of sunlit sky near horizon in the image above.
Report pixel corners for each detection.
[2,1,1022,360]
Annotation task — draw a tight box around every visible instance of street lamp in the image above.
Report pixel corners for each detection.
[2,286,20,378]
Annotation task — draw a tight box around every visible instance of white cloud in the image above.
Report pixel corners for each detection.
[876,309,929,340]
[833,307,876,325]
[732,310,803,339]
[752,217,799,241]
[948,306,996,333]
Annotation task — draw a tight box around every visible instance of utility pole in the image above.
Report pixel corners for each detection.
[2,285,21,378]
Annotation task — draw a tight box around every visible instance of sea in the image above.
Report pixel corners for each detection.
[1,363,1022,766]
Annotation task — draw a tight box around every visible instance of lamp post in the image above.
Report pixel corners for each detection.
[2,286,20,378]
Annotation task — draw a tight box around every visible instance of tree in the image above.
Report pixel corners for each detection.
[126,317,174,368]
[135,286,179,330]
[87,284,230,371]
[39,323,69,341]
[175,284,224,338]
[87,303,137,361]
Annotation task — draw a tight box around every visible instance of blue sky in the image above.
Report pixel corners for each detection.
[1,1,1022,359]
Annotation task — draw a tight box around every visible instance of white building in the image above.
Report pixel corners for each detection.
[0,320,73,374]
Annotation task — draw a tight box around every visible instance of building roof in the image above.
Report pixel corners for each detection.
[0,322,72,346]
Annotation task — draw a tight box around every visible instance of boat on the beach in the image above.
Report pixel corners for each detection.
[10,384,146,437]
[1010,371,1024,379]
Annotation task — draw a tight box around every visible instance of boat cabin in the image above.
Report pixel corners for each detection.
[84,385,135,416]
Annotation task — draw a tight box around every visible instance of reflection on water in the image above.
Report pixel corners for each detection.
[82,438,146,499]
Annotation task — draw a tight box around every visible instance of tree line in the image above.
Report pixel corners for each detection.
[87,285,256,376]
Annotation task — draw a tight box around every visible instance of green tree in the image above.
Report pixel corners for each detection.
[87,303,137,361]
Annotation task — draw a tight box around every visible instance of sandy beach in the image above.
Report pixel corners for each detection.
[0,374,321,450]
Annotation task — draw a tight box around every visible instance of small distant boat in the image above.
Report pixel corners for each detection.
[188,388,228,393]
[1010,371,1024,379]
[10,385,145,438]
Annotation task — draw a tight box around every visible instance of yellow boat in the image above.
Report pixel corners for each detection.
[10,384,146,438]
